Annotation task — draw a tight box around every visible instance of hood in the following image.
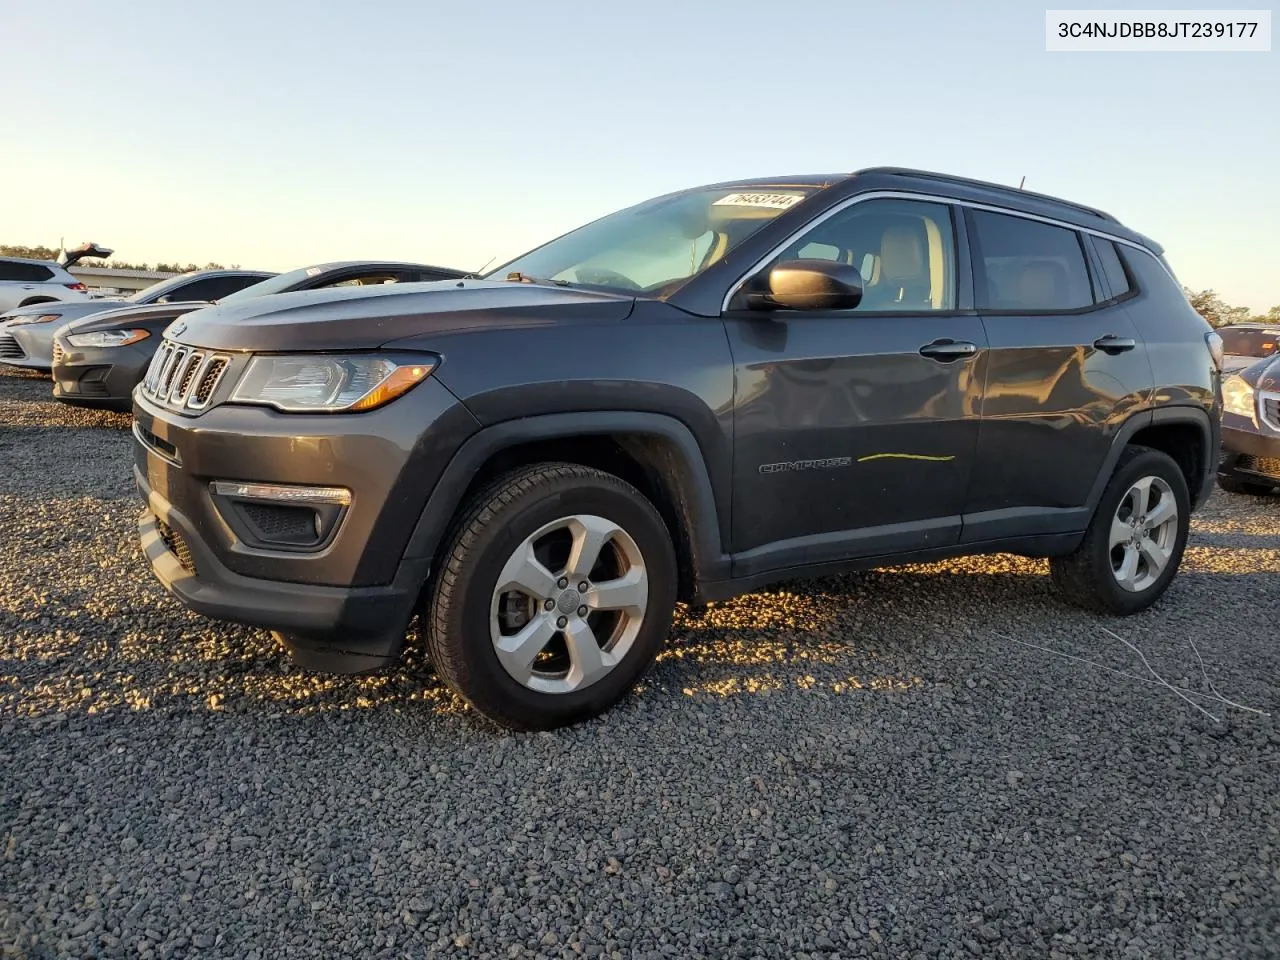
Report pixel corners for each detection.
[169,279,637,352]
[1238,355,1280,391]
[1222,354,1263,374]
[64,301,210,334]
[1,298,130,324]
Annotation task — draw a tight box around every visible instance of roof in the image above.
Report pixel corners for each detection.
[855,167,1118,222]
[0,255,61,267]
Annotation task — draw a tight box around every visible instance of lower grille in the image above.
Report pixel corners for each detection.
[51,339,64,368]
[1240,455,1280,479]
[156,518,197,574]
[0,333,24,360]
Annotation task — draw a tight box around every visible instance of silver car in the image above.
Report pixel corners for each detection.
[0,268,274,370]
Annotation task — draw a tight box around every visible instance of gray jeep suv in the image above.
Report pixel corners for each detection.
[131,167,1222,729]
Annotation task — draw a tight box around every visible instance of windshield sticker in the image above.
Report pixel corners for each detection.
[306,266,323,277]
[712,192,804,210]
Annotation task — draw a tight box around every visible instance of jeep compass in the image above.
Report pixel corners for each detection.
[132,167,1222,729]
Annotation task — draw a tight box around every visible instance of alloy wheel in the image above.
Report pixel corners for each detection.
[489,514,648,694]
[1108,475,1179,592]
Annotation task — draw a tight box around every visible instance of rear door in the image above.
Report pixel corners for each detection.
[724,196,987,576]
[961,208,1152,541]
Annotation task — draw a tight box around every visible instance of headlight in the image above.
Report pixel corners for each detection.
[8,314,61,326]
[229,354,436,413]
[66,329,150,348]
[1222,374,1256,418]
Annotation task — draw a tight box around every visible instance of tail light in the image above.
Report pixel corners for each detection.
[64,282,88,292]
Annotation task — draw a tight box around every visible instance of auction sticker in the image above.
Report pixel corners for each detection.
[712,192,804,209]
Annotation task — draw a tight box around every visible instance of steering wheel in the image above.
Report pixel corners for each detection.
[574,266,642,291]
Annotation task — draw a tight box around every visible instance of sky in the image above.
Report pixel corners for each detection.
[1,1,1276,310]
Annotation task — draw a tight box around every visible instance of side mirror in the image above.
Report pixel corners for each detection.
[751,259,863,312]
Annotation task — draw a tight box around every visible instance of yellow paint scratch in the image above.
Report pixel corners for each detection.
[857,453,956,463]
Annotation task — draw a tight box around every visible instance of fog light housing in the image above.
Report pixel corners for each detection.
[209,481,351,550]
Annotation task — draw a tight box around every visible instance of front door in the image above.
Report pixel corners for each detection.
[723,197,987,578]
[961,208,1153,541]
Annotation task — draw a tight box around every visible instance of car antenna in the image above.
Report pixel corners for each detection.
[475,255,496,274]
[1018,176,1026,190]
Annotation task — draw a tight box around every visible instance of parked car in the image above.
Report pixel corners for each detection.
[1218,322,1280,373]
[0,256,93,316]
[1219,354,1280,494]
[53,261,467,410]
[0,268,275,371]
[132,167,1220,730]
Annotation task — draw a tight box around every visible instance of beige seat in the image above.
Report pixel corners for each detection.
[862,219,933,309]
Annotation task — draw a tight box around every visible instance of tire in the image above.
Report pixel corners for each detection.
[1217,475,1275,496]
[1050,446,1190,615]
[426,462,678,730]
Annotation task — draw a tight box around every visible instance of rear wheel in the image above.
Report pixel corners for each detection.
[426,463,677,730]
[1051,446,1190,615]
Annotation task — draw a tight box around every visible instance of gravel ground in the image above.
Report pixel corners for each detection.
[2,365,1278,960]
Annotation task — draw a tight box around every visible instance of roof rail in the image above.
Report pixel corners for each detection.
[854,167,1118,222]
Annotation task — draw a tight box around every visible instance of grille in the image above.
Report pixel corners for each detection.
[1262,395,1280,432]
[189,357,228,409]
[156,518,197,574]
[51,339,63,368]
[0,333,24,360]
[1241,455,1280,480]
[140,340,232,413]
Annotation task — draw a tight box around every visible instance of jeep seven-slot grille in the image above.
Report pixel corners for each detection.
[0,333,24,360]
[141,340,233,413]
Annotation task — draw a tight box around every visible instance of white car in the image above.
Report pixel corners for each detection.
[0,256,93,314]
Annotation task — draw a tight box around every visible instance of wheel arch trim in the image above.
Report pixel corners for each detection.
[400,410,731,584]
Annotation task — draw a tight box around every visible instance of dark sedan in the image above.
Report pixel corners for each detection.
[0,269,275,370]
[52,260,466,410]
[1219,354,1280,495]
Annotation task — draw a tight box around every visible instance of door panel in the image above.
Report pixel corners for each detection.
[727,313,986,573]
[962,210,1153,541]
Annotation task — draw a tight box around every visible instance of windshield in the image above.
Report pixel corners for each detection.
[484,186,820,296]
[216,265,323,305]
[1220,327,1280,358]
[128,272,201,304]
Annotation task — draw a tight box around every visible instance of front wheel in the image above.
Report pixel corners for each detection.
[425,463,677,730]
[1050,446,1190,615]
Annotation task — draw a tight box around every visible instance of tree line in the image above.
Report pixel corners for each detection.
[0,243,230,274]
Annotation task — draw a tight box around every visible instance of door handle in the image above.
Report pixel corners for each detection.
[1093,335,1137,355]
[919,339,978,362]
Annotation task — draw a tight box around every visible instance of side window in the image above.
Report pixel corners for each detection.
[768,198,956,311]
[969,210,1093,312]
[1089,237,1132,301]
[200,275,264,300]
[322,272,400,288]
[165,277,224,302]
[0,261,55,282]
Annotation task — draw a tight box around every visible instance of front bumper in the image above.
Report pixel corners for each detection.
[1219,421,1280,488]
[0,321,59,369]
[52,338,153,409]
[133,376,480,671]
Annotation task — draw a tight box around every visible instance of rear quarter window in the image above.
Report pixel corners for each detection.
[0,261,55,283]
